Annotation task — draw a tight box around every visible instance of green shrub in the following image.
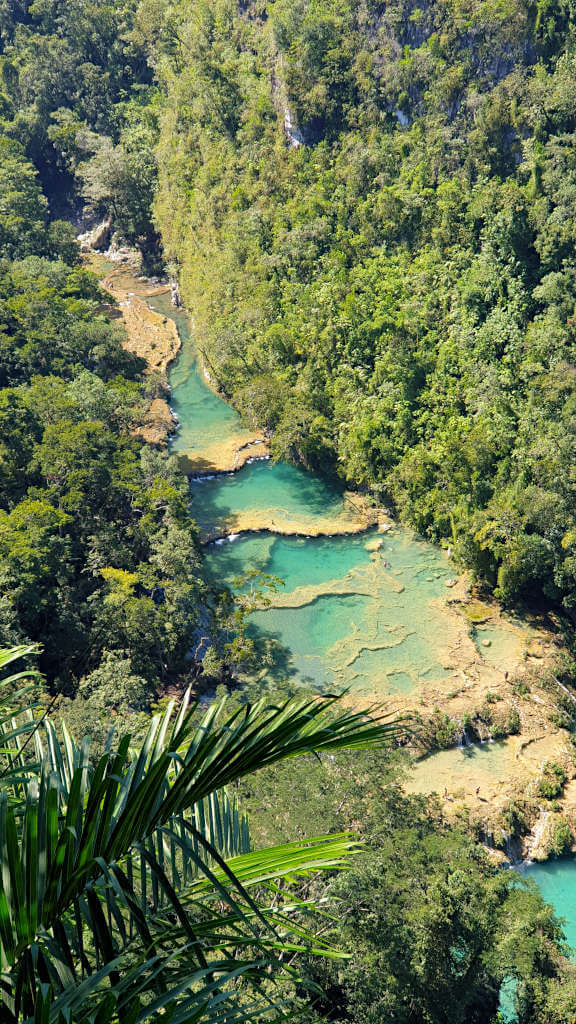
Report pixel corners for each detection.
[505,708,521,735]
[538,762,567,800]
[548,819,573,858]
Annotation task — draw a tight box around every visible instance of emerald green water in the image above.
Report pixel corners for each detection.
[206,533,371,592]
[148,296,264,471]
[169,318,240,459]
[148,297,253,467]
[205,531,453,692]
[159,289,527,698]
[523,861,576,951]
[190,460,360,534]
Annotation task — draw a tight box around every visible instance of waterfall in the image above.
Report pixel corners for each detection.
[480,828,495,849]
[501,831,523,865]
[393,109,410,127]
[170,279,182,307]
[456,726,472,749]
[284,107,305,148]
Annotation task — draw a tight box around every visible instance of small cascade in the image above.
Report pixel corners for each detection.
[393,109,410,127]
[78,216,112,252]
[456,726,472,749]
[523,809,552,863]
[475,720,494,744]
[501,831,523,865]
[514,858,534,872]
[479,827,495,850]
[170,279,182,308]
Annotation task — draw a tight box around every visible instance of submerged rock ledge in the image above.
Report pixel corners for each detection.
[177,434,269,474]
[200,492,383,542]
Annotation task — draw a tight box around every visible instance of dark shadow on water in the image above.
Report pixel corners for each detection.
[245,614,342,694]
[246,624,300,686]
[204,535,278,583]
[180,454,232,475]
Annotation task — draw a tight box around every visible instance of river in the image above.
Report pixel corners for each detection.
[144,291,542,707]
[109,267,576,1020]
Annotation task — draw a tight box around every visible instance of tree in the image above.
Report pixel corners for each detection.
[0,645,406,1023]
[0,389,40,507]
[76,649,152,710]
[0,137,48,260]
[78,125,159,265]
[0,498,72,628]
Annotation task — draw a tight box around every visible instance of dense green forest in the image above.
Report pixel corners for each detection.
[146,0,576,611]
[7,0,576,612]
[3,1,576,1022]
[0,202,204,706]
[0,2,205,723]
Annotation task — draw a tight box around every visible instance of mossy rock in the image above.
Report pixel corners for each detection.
[463,600,493,624]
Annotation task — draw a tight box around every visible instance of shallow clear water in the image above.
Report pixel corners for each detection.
[473,624,521,671]
[190,459,357,535]
[523,860,576,952]
[160,288,529,699]
[207,532,371,591]
[404,734,569,806]
[148,295,251,465]
[205,530,453,694]
[406,740,515,793]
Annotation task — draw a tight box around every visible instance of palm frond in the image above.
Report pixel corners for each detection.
[0,647,407,1023]
[0,643,42,797]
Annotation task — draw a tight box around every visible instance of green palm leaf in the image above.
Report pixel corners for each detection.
[0,647,407,1023]
[0,644,43,798]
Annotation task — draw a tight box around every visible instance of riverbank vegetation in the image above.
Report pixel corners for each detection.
[3,2,576,1021]
[0,133,205,716]
[143,0,576,615]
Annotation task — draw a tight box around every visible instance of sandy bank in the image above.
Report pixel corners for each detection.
[99,263,181,376]
[405,731,572,814]
[177,435,269,474]
[86,255,181,446]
